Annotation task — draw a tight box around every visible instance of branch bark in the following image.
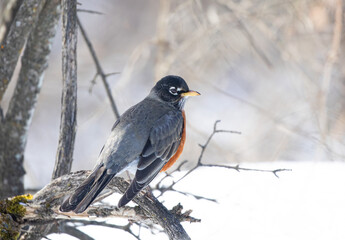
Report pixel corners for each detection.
[52,0,78,180]
[105,177,192,240]
[16,171,196,239]
[0,0,23,43]
[0,0,61,199]
[0,0,45,102]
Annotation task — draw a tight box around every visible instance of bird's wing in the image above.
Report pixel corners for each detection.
[118,110,184,207]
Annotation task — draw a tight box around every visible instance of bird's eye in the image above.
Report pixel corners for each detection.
[169,86,178,95]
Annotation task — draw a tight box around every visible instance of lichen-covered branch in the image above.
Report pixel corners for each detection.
[2,171,197,239]
[52,0,78,180]
[0,0,61,199]
[0,0,45,102]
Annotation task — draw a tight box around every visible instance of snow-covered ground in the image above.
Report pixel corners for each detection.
[48,161,345,240]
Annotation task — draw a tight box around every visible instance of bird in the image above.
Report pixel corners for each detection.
[60,75,200,213]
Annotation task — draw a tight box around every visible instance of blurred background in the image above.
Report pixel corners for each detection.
[2,0,344,189]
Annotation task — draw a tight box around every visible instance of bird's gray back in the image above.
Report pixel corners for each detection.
[98,97,177,174]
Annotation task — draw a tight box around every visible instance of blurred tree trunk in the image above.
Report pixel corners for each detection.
[0,0,44,102]
[0,0,24,43]
[0,0,61,199]
[52,0,78,180]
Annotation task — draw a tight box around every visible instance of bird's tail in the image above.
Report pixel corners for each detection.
[60,165,114,213]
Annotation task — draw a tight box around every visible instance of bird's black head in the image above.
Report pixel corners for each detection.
[150,75,200,109]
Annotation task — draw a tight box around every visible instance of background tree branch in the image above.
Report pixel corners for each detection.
[0,0,45,102]
[0,0,61,199]
[0,0,22,43]
[52,0,78,180]
[77,16,120,120]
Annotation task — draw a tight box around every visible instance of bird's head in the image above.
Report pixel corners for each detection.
[150,75,200,109]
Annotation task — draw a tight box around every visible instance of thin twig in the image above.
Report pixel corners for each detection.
[170,189,218,202]
[105,72,121,77]
[217,0,273,68]
[77,16,120,119]
[52,223,95,240]
[155,120,291,199]
[77,9,104,15]
[63,220,141,240]
[200,163,291,178]
[88,72,98,93]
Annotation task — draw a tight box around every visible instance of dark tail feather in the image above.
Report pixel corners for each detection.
[60,165,114,213]
[118,177,145,208]
[118,159,165,208]
[73,172,114,213]
[117,169,161,208]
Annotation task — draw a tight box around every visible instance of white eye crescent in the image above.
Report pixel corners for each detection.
[169,86,178,95]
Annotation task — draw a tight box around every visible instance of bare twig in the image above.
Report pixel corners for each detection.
[77,16,120,119]
[170,203,201,223]
[77,9,104,15]
[62,220,141,240]
[53,0,78,180]
[88,72,98,93]
[50,223,95,240]
[170,189,218,203]
[200,163,291,178]
[155,120,291,199]
[217,0,272,68]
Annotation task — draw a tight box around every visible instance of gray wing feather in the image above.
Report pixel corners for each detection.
[118,110,184,207]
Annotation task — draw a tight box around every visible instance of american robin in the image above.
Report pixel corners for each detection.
[60,75,200,213]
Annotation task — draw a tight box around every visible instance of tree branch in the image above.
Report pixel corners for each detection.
[14,171,197,239]
[77,9,104,15]
[318,0,343,150]
[58,220,141,240]
[52,0,78,180]
[0,0,61,199]
[50,223,95,240]
[0,0,45,102]
[216,0,272,68]
[155,120,290,199]
[77,16,120,120]
[113,181,192,240]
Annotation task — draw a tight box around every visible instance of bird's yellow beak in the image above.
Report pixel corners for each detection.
[181,90,201,97]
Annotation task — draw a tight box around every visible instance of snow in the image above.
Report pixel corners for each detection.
[48,161,345,240]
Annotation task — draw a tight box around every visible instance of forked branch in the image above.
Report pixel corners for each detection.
[155,120,291,199]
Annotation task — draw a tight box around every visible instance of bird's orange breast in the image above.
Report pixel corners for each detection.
[160,111,186,172]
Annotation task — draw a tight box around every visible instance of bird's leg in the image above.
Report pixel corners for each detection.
[143,185,155,201]
[126,170,132,182]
